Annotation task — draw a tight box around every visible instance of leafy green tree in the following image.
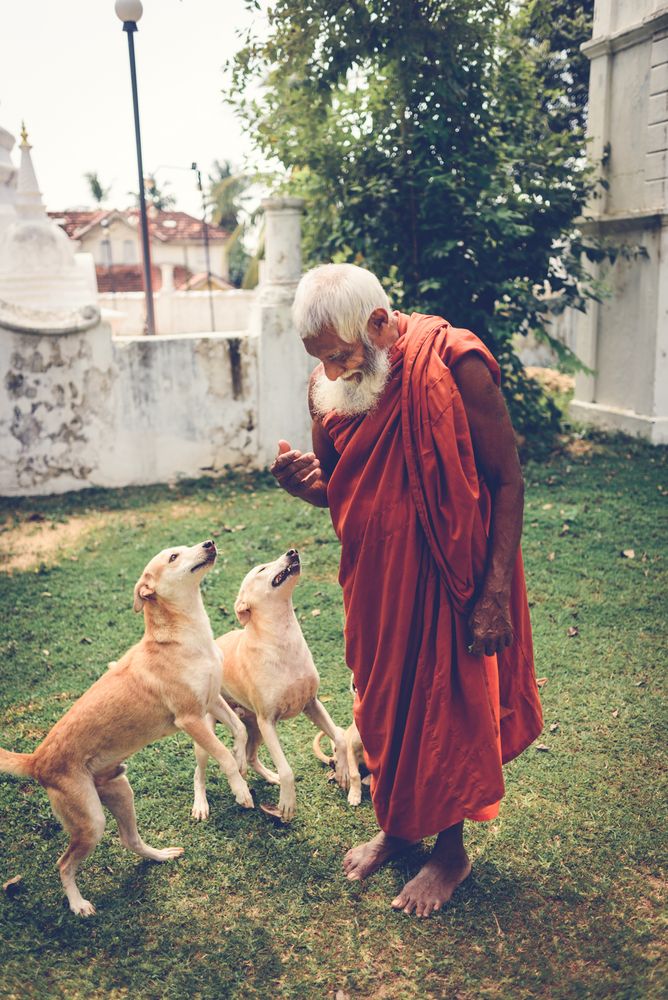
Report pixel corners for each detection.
[517,0,594,134]
[229,0,602,442]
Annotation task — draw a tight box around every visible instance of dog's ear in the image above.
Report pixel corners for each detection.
[234,597,251,626]
[133,574,156,613]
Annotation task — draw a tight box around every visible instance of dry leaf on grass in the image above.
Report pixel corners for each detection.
[621,549,635,559]
[3,875,22,896]
[547,551,556,561]
[567,626,579,638]
[611,709,619,718]
[535,743,550,752]
[311,609,321,617]
[536,677,549,688]
[549,722,559,732]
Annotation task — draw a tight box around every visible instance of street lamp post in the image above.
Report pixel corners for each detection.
[191,162,216,332]
[115,0,156,335]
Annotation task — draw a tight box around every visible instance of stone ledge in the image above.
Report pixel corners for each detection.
[579,209,668,233]
[570,399,668,445]
[0,298,100,335]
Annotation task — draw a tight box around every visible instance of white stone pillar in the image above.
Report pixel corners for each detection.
[261,196,304,286]
[570,1,668,443]
[253,197,311,467]
[160,262,174,293]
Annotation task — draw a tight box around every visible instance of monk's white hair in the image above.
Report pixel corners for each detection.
[292,263,391,343]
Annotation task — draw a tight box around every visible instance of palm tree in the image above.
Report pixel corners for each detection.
[84,171,111,206]
[209,160,264,288]
[127,174,177,211]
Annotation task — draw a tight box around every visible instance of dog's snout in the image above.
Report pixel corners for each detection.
[203,540,215,550]
[287,549,298,558]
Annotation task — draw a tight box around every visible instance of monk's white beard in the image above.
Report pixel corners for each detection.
[311,342,392,417]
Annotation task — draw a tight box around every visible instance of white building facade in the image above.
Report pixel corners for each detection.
[571,0,668,443]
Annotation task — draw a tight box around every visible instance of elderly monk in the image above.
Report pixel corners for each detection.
[271,263,543,918]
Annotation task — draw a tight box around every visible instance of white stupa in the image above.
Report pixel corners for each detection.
[0,125,18,235]
[0,124,99,333]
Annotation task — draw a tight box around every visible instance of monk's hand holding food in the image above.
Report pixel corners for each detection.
[270,440,329,507]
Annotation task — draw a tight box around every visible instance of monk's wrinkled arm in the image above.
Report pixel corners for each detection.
[452,354,525,656]
[269,371,339,508]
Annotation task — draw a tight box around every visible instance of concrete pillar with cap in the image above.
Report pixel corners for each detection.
[253,196,310,467]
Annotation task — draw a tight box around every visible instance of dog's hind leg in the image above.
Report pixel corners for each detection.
[244,713,279,785]
[210,696,248,777]
[96,769,184,861]
[47,777,106,917]
[303,699,350,793]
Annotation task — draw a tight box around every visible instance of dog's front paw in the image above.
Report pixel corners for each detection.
[191,799,210,821]
[153,846,185,861]
[231,776,254,809]
[347,780,362,806]
[71,898,96,917]
[335,762,351,793]
[278,791,296,823]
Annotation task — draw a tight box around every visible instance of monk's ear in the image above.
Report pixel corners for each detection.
[234,596,251,626]
[366,307,389,342]
[133,574,156,613]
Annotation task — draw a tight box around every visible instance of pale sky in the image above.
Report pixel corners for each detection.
[1,0,264,218]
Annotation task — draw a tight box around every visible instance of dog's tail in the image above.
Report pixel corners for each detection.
[0,747,35,778]
[312,731,335,767]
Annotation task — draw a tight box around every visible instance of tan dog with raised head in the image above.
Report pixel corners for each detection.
[192,549,349,822]
[0,540,253,917]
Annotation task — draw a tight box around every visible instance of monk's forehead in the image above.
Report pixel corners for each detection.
[303,326,356,357]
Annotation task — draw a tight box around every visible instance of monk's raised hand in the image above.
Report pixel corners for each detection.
[467,592,514,657]
[271,440,323,499]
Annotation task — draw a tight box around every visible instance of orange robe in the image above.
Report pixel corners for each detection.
[323,312,543,841]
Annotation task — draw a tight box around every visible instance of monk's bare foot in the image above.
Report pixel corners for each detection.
[391,849,471,918]
[343,831,415,881]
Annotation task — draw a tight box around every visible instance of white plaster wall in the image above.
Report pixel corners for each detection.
[605,1,666,35]
[100,289,255,337]
[607,42,651,215]
[0,196,309,496]
[109,332,258,487]
[0,322,259,496]
[587,225,660,413]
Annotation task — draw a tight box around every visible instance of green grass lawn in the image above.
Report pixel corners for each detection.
[0,434,666,999]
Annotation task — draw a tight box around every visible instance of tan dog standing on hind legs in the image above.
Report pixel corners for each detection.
[0,540,253,917]
[191,549,349,822]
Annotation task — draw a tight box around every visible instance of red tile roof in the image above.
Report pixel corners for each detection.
[49,209,229,244]
[95,264,231,294]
